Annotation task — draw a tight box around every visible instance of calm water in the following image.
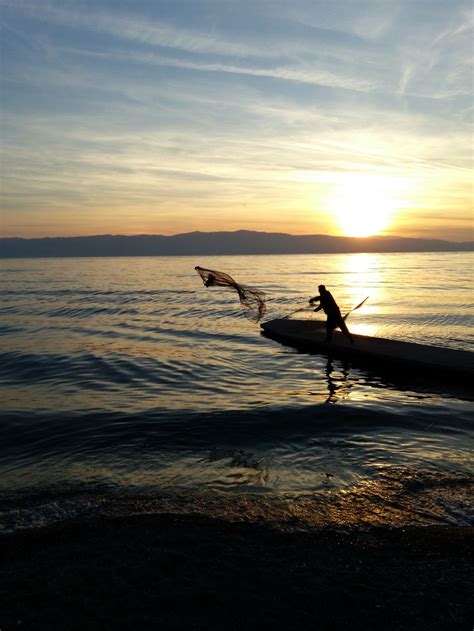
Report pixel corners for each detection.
[0,252,473,532]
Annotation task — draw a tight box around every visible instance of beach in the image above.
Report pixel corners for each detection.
[1,514,473,630]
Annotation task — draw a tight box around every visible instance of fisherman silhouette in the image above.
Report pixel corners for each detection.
[309,285,354,344]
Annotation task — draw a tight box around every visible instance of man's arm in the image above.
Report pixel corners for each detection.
[309,295,323,312]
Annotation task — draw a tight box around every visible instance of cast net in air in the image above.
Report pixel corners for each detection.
[195,266,266,322]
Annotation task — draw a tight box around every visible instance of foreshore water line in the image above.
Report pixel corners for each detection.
[2,463,473,534]
[1,513,473,630]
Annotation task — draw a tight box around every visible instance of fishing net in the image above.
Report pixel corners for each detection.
[195,266,266,321]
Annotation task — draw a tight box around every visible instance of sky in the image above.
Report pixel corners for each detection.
[0,0,472,240]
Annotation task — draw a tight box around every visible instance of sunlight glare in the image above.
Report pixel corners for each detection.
[326,176,400,237]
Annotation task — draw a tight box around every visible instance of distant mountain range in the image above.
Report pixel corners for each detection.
[1,231,472,257]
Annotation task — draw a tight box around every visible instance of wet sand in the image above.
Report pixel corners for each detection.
[1,515,473,630]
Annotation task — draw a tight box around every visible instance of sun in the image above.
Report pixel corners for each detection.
[325,176,399,238]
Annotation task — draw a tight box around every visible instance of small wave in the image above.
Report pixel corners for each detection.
[45,306,141,319]
[0,464,472,534]
[1,403,472,468]
[0,324,24,335]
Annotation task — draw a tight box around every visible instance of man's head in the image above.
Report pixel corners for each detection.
[318,284,326,293]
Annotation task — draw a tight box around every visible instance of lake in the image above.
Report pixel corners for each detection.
[0,252,473,532]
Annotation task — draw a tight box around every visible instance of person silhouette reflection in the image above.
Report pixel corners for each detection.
[325,358,338,403]
[324,357,352,403]
[309,285,354,344]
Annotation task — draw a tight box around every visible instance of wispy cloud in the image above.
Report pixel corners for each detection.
[396,4,472,99]
[1,0,282,59]
[1,0,472,239]
[4,0,470,100]
[64,46,377,93]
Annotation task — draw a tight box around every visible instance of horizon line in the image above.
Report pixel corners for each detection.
[1,230,472,244]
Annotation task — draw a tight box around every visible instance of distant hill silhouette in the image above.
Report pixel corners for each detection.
[0,230,472,257]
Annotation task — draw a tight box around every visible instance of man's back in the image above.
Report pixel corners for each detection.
[320,290,340,317]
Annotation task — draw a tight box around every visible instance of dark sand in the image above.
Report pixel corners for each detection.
[1,515,473,630]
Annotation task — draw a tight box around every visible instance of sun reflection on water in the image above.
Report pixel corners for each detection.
[340,253,387,338]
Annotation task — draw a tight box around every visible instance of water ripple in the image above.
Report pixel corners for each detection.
[1,253,473,532]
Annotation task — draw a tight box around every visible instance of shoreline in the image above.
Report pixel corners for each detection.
[1,514,473,630]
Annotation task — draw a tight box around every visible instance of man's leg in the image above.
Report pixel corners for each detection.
[338,317,354,343]
[325,318,335,342]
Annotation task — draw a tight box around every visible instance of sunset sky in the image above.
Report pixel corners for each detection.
[1,0,472,240]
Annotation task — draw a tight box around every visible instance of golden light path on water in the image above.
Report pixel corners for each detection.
[343,253,384,337]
